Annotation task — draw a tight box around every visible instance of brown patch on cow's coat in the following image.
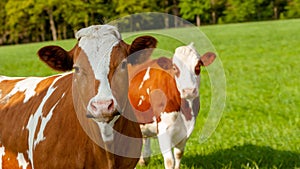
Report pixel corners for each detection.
[180,99,192,121]
[157,57,173,70]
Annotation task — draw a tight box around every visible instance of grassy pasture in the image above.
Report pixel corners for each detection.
[1,19,300,168]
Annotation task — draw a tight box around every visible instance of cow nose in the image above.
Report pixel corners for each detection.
[182,88,198,99]
[90,99,115,114]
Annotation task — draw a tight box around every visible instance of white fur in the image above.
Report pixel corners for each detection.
[17,153,29,169]
[0,77,44,104]
[96,115,120,142]
[140,121,157,137]
[139,67,151,89]
[138,95,145,107]
[0,76,24,83]
[0,146,5,168]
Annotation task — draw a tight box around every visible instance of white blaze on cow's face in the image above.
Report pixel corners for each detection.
[172,43,201,99]
[172,43,216,100]
[74,25,121,122]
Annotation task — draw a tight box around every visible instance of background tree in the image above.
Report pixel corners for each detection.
[112,0,158,31]
[179,0,211,26]
[0,0,8,44]
[5,0,35,43]
[210,0,226,24]
[285,0,300,18]
[271,0,288,19]
[223,0,253,22]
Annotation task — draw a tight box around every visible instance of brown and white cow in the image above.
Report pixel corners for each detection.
[128,43,216,169]
[0,25,157,169]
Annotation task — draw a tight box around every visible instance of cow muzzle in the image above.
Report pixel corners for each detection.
[87,99,119,122]
[181,88,198,99]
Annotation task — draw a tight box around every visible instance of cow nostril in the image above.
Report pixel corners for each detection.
[91,102,97,111]
[108,99,114,111]
[90,99,115,113]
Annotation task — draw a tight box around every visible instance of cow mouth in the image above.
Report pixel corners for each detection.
[86,109,120,122]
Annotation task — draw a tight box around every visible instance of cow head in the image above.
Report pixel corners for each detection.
[38,25,157,123]
[172,43,216,99]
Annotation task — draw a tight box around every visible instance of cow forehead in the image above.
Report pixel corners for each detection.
[173,45,199,72]
[75,25,121,80]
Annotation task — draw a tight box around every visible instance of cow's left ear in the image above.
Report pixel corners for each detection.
[195,52,216,75]
[38,45,75,72]
[127,36,157,65]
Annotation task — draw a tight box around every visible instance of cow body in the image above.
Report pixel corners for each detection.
[128,44,216,169]
[0,25,157,169]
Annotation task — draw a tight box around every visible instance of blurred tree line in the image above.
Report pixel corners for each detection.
[0,0,299,45]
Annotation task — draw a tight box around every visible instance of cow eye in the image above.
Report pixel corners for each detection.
[195,66,201,75]
[73,66,80,73]
[173,64,180,77]
[121,60,127,70]
[173,65,177,71]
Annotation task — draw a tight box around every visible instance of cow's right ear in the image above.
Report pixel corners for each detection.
[127,36,157,65]
[38,45,75,72]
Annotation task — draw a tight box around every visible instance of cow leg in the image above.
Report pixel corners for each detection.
[158,112,182,169]
[158,135,174,169]
[139,138,151,166]
[173,138,187,169]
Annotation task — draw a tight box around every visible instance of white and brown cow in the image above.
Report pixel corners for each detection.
[0,25,157,169]
[128,43,216,169]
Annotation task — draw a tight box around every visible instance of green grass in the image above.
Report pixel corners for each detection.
[1,19,300,168]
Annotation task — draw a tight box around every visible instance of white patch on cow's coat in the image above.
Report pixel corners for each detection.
[0,76,24,83]
[0,146,5,168]
[140,121,157,137]
[96,115,120,142]
[139,67,151,89]
[138,100,143,107]
[0,76,4,83]
[17,153,29,169]
[76,25,121,105]
[157,111,187,151]
[157,112,179,135]
[137,95,145,107]
[34,96,62,148]
[0,77,44,104]
[146,88,150,95]
[26,74,68,169]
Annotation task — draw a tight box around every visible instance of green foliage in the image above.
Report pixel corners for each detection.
[1,19,300,168]
[179,0,211,25]
[179,0,210,19]
[223,0,265,22]
[285,0,300,18]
